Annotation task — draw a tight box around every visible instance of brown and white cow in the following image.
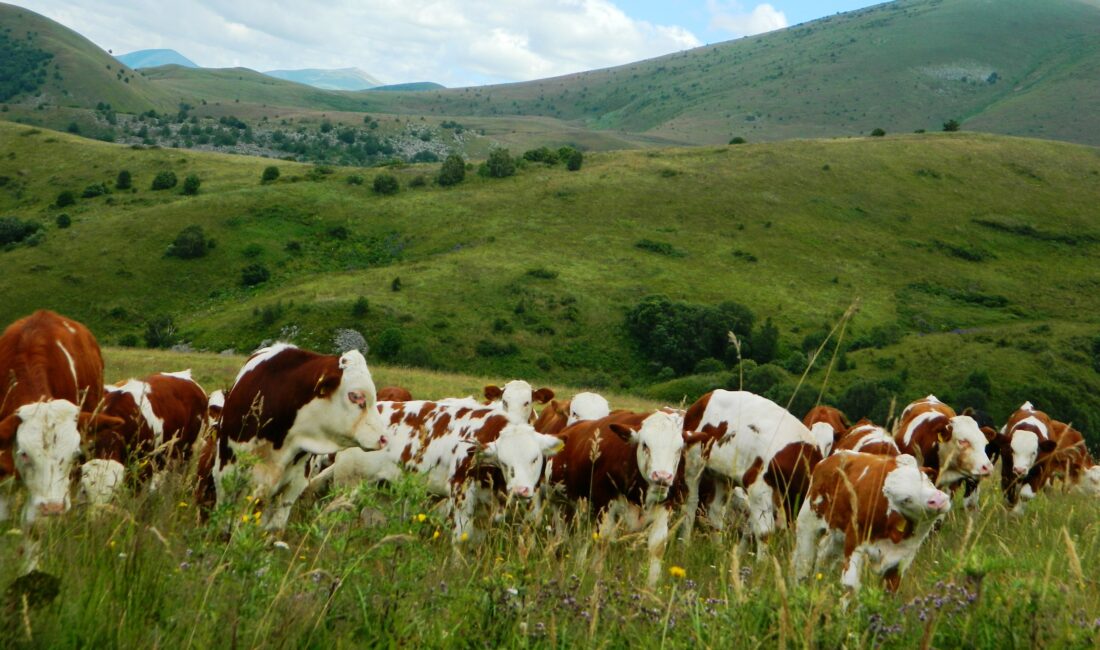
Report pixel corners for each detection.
[0,310,123,524]
[377,386,413,402]
[534,392,611,435]
[681,390,823,549]
[994,402,1058,513]
[793,452,950,593]
[201,343,387,531]
[835,419,899,456]
[894,395,994,510]
[803,405,850,456]
[549,409,696,586]
[483,380,554,423]
[1038,421,1098,496]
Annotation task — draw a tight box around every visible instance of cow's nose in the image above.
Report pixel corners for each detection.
[1013,465,1028,476]
[978,463,992,476]
[650,470,673,485]
[512,485,532,498]
[927,492,949,511]
[37,501,67,516]
[378,435,387,447]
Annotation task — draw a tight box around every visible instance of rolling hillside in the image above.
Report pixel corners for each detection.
[2,122,1099,436]
[264,67,381,91]
[116,48,197,69]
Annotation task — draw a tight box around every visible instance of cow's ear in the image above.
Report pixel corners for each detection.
[937,424,953,444]
[980,426,998,443]
[552,400,569,416]
[483,385,503,401]
[1039,439,1057,453]
[78,412,126,434]
[315,369,342,399]
[537,433,564,457]
[532,388,554,404]
[607,423,637,444]
[0,413,21,443]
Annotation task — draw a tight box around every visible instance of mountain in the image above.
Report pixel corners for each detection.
[263,67,380,91]
[116,49,198,69]
[371,82,445,92]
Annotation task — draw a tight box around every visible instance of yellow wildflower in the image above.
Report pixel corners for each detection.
[177,501,188,508]
[241,514,250,523]
[108,540,116,549]
[460,531,469,542]
[245,495,254,502]
[299,555,307,560]
[432,530,441,540]
[417,513,427,523]
[253,511,262,521]
[669,565,686,579]
[815,572,824,581]
[592,532,600,541]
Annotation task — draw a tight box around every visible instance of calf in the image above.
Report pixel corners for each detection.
[994,402,1058,513]
[793,452,949,593]
[0,310,123,524]
[681,390,823,549]
[894,395,994,510]
[803,405,850,456]
[200,343,387,531]
[835,420,899,456]
[1033,420,1096,496]
[483,380,554,423]
[549,410,693,586]
[534,392,611,435]
[377,386,413,402]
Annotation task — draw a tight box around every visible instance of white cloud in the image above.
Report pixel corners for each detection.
[707,1,788,37]
[17,0,702,87]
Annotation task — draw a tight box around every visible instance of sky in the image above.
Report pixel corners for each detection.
[19,0,881,87]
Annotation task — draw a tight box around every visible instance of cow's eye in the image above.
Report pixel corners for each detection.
[641,442,649,453]
[902,497,912,504]
[958,439,971,449]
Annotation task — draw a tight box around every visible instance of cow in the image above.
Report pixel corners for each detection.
[199,343,387,531]
[835,420,899,456]
[803,405,850,456]
[378,386,413,402]
[534,392,611,435]
[1038,421,1097,495]
[207,389,225,427]
[549,409,695,586]
[793,452,950,593]
[77,459,125,508]
[894,395,994,510]
[311,399,562,542]
[483,380,554,423]
[680,390,823,550]
[0,310,123,524]
[993,402,1059,513]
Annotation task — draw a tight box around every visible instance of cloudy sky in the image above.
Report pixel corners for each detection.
[20,0,877,87]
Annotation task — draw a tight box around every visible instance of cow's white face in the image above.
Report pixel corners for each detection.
[567,392,610,426]
[78,459,125,506]
[11,400,83,524]
[943,415,993,480]
[1008,417,1048,476]
[488,380,553,424]
[884,454,950,518]
[482,424,562,498]
[339,350,388,451]
[628,411,685,488]
[809,422,836,457]
[290,350,387,454]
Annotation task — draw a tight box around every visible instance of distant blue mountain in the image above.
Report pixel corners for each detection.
[371,82,445,92]
[263,68,381,91]
[116,49,197,69]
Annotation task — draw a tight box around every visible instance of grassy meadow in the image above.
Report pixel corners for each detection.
[2,348,1099,648]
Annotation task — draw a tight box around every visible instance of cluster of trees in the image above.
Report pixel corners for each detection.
[0,29,54,102]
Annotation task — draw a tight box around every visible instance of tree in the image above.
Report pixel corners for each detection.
[566,148,583,171]
[625,295,754,375]
[151,170,178,190]
[375,328,403,360]
[165,225,211,259]
[144,315,177,349]
[241,263,270,286]
[437,154,466,186]
[728,136,747,145]
[484,149,516,178]
[870,128,886,137]
[116,169,132,190]
[55,213,71,229]
[750,317,780,364]
[943,119,961,132]
[261,165,280,183]
[373,173,400,195]
[182,174,201,195]
[55,190,76,208]
[0,217,41,245]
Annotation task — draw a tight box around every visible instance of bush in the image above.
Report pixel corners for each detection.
[437,154,466,186]
[694,358,726,374]
[409,174,427,188]
[410,150,439,163]
[751,317,780,363]
[870,128,886,137]
[55,190,76,208]
[728,137,747,145]
[625,295,754,375]
[242,243,263,258]
[483,149,516,178]
[344,175,365,186]
[165,225,212,259]
[285,240,302,252]
[838,379,899,423]
[182,174,201,195]
[635,239,683,257]
[151,170,178,190]
[374,328,403,360]
[241,263,270,286]
[475,339,518,357]
[261,166,280,183]
[566,148,583,171]
[352,297,369,318]
[0,217,42,246]
[81,183,109,198]
[523,147,559,165]
[943,119,961,132]
[55,213,71,229]
[328,226,349,240]
[116,169,132,190]
[373,173,400,195]
[144,315,177,349]
[525,267,558,280]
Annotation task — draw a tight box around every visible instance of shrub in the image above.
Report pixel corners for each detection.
[523,147,559,164]
[625,295,754,375]
[483,149,516,178]
[182,174,201,195]
[346,174,364,186]
[373,173,400,195]
[165,225,212,259]
[525,267,558,280]
[409,174,427,188]
[943,119,961,132]
[728,137,747,145]
[285,240,302,252]
[55,213,71,229]
[242,243,263,258]
[566,148,583,171]
[781,350,809,374]
[838,379,898,423]
[118,334,139,348]
[352,297,369,318]
[870,128,886,137]
[116,169,132,190]
[151,170,178,190]
[750,317,780,363]
[391,277,402,292]
[241,263,270,286]
[475,339,518,357]
[82,183,109,198]
[261,166,280,183]
[67,122,80,134]
[55,190,76,208]
[635,239,683,257]
[411,150,439,163]
[328,226,349,240]
[144,315,177,349]
[374,328,403,360]
[438,154,466,186]
[0,217,42,246]
[694,358,726,374]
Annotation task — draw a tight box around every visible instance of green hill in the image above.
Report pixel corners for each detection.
[2,122,1100,437]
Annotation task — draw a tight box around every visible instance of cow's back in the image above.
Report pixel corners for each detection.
[551,411,647,511]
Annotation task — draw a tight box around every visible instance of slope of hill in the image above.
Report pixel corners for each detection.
[116,48,197,69]
[2,122,1100,435]
[138,65,371,112]
[371,82,444,92]
[264,67,380,91]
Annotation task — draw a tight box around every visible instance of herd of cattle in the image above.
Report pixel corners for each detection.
[2,310,1098,592]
